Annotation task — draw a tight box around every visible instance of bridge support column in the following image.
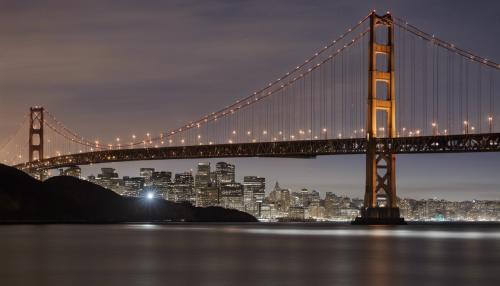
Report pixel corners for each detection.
[29,106,45,180]
[354,12,405,225]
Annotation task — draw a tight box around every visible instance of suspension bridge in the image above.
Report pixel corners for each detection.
[1,12,499,223]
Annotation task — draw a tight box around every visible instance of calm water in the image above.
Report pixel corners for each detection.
[0,223,499,286]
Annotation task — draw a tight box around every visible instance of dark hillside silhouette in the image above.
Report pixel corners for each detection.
[0,164,256,223]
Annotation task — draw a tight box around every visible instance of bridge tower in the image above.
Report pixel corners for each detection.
[355,12,405,224]
[29,106,44,161]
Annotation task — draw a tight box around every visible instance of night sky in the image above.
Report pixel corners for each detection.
[1,0,499,200]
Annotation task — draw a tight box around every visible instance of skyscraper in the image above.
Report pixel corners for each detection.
[169,171,194,204]
[243,176,265,217]
[219,182,244,212]
[139,168,155,186]
[96,167,121,193]
[196,186,219,207]
[195,162,211,188]
[152,171,171,199]
[215,162,235,184]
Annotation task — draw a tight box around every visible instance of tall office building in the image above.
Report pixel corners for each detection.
[243,176,265,217]
[59,166,82,178]
[267,181,290,215]
[195,162,211,188]
[219,182,244,212]
[169,171,194,204]
[122,176,145,197]
[139,168,155,186]
[152,171,171,199]
[95,167,121,193]
[195,186,219,207]
[215,162,235,184]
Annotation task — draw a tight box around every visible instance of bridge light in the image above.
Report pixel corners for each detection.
[232,130,236,135]
[416,130,421,135]
[147,133,150,137]
[278,131,282,135]
[322,128,327,133]
[431,122,436,127]
[169,139,173,144]
[228,140,233,144]
[263,130,267,135]
[290,135,295,139]
[463,121,469,134]
[132,135,136,140]
[197,135,201,139]
[209,141,213,145]
[181,139,185,144]
[247,131,251,135]
[338,133,342,138]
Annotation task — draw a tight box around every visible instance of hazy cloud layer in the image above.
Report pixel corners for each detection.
[1,0,499,199]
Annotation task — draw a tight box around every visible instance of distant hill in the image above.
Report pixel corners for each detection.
[0,164,257,223]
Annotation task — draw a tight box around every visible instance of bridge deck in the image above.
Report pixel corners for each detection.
[16,133,500,171]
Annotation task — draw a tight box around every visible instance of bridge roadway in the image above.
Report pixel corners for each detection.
[16,133,500,172]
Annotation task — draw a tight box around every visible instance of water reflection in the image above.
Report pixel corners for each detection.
[225,227,500,239]
[0,224,498,286]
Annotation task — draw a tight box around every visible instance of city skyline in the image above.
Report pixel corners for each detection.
[78,155,500,201]
[1,0,500,201]
[74,160,500,221]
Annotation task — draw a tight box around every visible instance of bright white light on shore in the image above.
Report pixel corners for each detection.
[147,192,154,200]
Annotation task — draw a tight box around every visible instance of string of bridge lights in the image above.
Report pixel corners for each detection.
[393,17,500,70]
[0,113,29,151]
[1,12,499,164]
[394,15,498,137]
[44,111,102,148]
[63,28,369,149]
[25,14,373,151]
